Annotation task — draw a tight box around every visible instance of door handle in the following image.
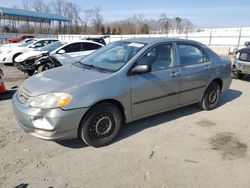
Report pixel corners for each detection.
[170,72,180,77]
[205,65,212,70]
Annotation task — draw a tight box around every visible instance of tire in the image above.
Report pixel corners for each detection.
[37,64,50,73]
[199,82,221,110]
[232,71,244,79]
[79,102,123,147]
[24,70,34,77]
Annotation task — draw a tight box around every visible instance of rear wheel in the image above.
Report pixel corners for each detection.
[79,102,123,147]
[199,82,221,110]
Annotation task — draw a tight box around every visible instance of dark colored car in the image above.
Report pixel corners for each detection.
[81,36,109,45]
[8,35,34,43]
[231,47,250,79]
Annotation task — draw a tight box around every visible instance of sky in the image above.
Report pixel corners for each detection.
[0,0,249,28]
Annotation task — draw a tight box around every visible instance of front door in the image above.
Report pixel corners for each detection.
[131,43,181,118]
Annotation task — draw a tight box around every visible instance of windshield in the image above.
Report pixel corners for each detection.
[238,52,250,62]
[21,40,37,47]
[79,41,145,72]
[37,41,66,52]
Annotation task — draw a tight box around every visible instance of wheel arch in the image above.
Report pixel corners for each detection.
[211,78,223,91]
[77,99,126,136]
[12,53,23,62]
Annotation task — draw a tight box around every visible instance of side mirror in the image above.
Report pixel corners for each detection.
[132,65,151,75]
[57,49,65,54]
[30,44,35,48]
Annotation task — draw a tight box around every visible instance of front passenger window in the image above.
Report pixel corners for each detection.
[137,44,174,71]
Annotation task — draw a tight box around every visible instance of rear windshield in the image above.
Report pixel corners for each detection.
[239,52,250,62]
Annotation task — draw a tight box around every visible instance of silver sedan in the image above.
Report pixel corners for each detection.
[12,38,232,147]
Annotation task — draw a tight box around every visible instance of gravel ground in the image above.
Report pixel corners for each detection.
[1,64,250,188]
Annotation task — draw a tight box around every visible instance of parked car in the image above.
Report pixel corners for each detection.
[231,46,250,79]
[0,38,36,54]
[81,36,109,45]
[8,34,34,43]
[15,40,103,75]
[0,38,58,64]
[12,38,232,147]
[15,41,67,76]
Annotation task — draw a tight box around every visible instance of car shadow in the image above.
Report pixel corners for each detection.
[55,138,88,149]
[240,75,250,82]
[219,89,242,106]
[0,89,16,101]
[55,89,242,149]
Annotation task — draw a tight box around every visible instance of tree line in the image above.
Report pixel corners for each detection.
[1,0,194,34]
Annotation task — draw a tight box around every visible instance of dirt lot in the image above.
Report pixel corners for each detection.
[1,64,250,188]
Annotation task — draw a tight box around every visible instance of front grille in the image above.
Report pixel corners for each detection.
[18,87,32,103]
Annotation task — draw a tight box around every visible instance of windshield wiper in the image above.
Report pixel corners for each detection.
[82,64,111,73]
[73,62,112,73]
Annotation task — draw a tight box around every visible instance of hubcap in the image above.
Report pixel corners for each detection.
[90,113,116,139]
[208,90,217,103]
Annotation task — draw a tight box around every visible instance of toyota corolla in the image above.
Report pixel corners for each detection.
[12,38,232,147]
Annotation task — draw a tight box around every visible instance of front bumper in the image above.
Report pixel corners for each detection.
[14,61,34,71]
[0,53,12,64]
[235,61,250,74]
[12,92,89,140]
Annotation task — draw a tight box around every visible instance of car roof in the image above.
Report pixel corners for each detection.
[35,38,59,41]
[238,47,250,53]
[62,40,104,46]
[123,37,206,47]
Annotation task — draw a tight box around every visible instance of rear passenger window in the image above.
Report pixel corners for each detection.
[82,42,102,51]
[177,44,210,66]
[62,43,82,53]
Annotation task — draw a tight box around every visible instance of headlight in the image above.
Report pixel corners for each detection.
[7,50,12,53]
[29,92,72,109]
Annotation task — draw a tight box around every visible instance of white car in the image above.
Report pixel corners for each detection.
[0,38,58,64]
[52,40,104,65]
[0,38,35,54]
[15,40,104,75]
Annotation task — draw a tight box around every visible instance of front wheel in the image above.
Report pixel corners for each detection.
[79,102,123,147]
[37,64,51,73]
[199,82,221,110]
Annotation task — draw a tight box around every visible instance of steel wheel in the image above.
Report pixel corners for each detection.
[199,82,221,110]
[90,112,116,139]
[79,102,123,147]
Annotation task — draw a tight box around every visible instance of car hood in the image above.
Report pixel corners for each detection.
[15,50,47,62]
[1,43,21,48]
[22,64,111,96]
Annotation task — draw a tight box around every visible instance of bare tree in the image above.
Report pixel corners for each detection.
[80,9,94,34]
[179,18,194,33]
[131,13,145,34]
[22,0,31,10]
[91,6,103,34]
[22,0,32,33]
[52,0,65,15]
[159,13,173,34]
[31,0,44,12]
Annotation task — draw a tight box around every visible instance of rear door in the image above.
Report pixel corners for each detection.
[77,42,102,60]
[177,43,213,104]
[131,43,181,118]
